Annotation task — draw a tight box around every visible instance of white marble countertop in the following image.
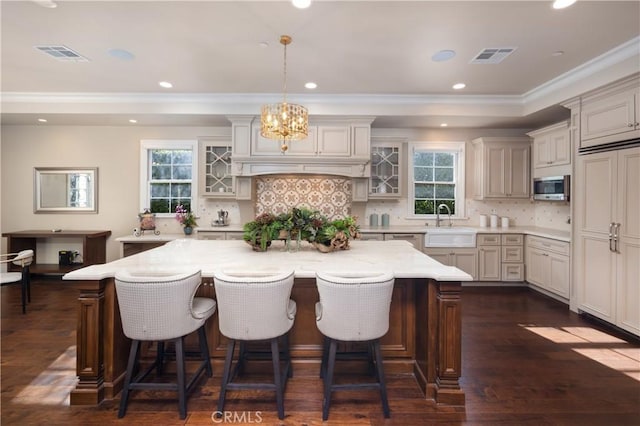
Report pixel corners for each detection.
[357,224,570,242]
[64,239,473,282]
[116,225,570,244]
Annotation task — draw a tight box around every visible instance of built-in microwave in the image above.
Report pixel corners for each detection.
[533,175,570,201]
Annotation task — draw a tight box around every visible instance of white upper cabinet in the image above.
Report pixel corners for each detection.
[369,138,404,199]
[580,75,640,150]
[527,121,571,177]
[472,137,531,199]
[228,116,373,178]
[251,126,318,156]
[249,121,365,158]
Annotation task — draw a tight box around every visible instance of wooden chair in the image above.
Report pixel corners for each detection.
[1,250,34,314]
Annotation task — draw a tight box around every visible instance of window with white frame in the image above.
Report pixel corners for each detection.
[140,140,198,215]
[408,142,465,218]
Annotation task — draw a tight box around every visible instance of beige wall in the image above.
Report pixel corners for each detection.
[1,124,229,261]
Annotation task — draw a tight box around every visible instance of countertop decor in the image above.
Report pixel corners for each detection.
[242,207,360,252]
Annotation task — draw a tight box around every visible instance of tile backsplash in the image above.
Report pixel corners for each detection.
[365,198,571,231]
[254,175,352,220]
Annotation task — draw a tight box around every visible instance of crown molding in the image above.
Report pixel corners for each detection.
[2,37,638,124]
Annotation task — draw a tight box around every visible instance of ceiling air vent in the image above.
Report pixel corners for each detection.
[470,47,516,64]
[35,45,89,62]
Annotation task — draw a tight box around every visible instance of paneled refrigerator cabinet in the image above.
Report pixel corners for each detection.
[573,146,640,336]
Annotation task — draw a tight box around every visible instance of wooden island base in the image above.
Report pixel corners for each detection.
[70,276,463,407]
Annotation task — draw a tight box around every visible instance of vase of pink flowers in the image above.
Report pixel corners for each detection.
[175,204,198,235]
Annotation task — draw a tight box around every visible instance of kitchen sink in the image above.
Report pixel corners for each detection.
[424,227,477,248]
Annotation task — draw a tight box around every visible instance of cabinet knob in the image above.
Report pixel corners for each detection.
[628,123,634,127]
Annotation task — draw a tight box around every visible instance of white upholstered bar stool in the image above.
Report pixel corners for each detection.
[315,271,395,420]
[114,269,216,419]
[0,250,34,314]
[213,270,296,420]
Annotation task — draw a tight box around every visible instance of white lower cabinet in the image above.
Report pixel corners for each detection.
[500,234,524,282]
[478,234,501,281]
[525,235,570,299]
[358,233,385,241]
[197,231,244,241]
[424,248,478,281]
[383,233,424,251]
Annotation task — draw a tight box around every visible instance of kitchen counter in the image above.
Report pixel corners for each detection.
[359,224,570,242]
[66,239,472,281]
[63,239,467,407]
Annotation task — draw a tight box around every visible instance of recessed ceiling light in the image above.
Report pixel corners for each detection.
[129,119,138,124]
[440,123,448,127]
[108,48,135,61]
[432,50,456,62]
[452,83,466,90]
[37,118,47,123]
[551,50,565,57]
[305,82,317,89]
[553,0,577,9]
[292,0,311,9]
[159,81,173,89]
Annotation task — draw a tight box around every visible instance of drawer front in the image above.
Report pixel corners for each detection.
[383,233,424,250]
[502,263,524,282]
[478,234,501,246]
[197,232,226,240]
[502,246,524,263]
[501,234,524,246]
[225,232,245,240]
[526,235,570,255]
[359,233,385,241]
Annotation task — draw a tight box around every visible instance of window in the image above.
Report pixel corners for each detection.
[69,173,92,208]
[408,142,465,218]
[140,140,198,215]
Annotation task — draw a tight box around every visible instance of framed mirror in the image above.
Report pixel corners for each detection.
[34,167,98,213]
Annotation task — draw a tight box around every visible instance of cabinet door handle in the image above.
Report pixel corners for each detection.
[609,222,614,252]
[613,223,621,253]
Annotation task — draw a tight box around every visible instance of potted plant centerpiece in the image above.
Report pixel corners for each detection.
[242,212,282,251]
[310,215,361,253]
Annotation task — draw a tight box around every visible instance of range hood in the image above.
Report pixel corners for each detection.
[231,156,370,178]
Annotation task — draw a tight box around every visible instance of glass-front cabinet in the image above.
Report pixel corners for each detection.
[200,137,234,197]
[369,139,403,198]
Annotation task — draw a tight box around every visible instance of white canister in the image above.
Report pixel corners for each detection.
[501,217,510,228]
[490,214,499,228]
[479,214,488,227]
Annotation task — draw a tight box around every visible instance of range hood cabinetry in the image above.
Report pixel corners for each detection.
[228,116,373,178]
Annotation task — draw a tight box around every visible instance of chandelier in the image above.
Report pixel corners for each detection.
[260,35,309,154]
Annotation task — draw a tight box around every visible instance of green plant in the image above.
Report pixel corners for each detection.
[242,212,282,251]
[313,215,360,248]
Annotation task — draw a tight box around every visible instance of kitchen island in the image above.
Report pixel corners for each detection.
[64,239,472,407]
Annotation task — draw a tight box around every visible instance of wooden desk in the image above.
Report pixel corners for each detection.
[3,230,111,274]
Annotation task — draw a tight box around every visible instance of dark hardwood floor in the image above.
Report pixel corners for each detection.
[2,279,639,425]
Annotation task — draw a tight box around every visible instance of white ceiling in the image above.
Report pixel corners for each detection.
[1,0,639,129]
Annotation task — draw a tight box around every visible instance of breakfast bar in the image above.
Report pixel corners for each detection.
[63,239,472,407]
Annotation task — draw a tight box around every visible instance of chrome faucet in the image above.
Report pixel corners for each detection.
[436,204,452,227]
